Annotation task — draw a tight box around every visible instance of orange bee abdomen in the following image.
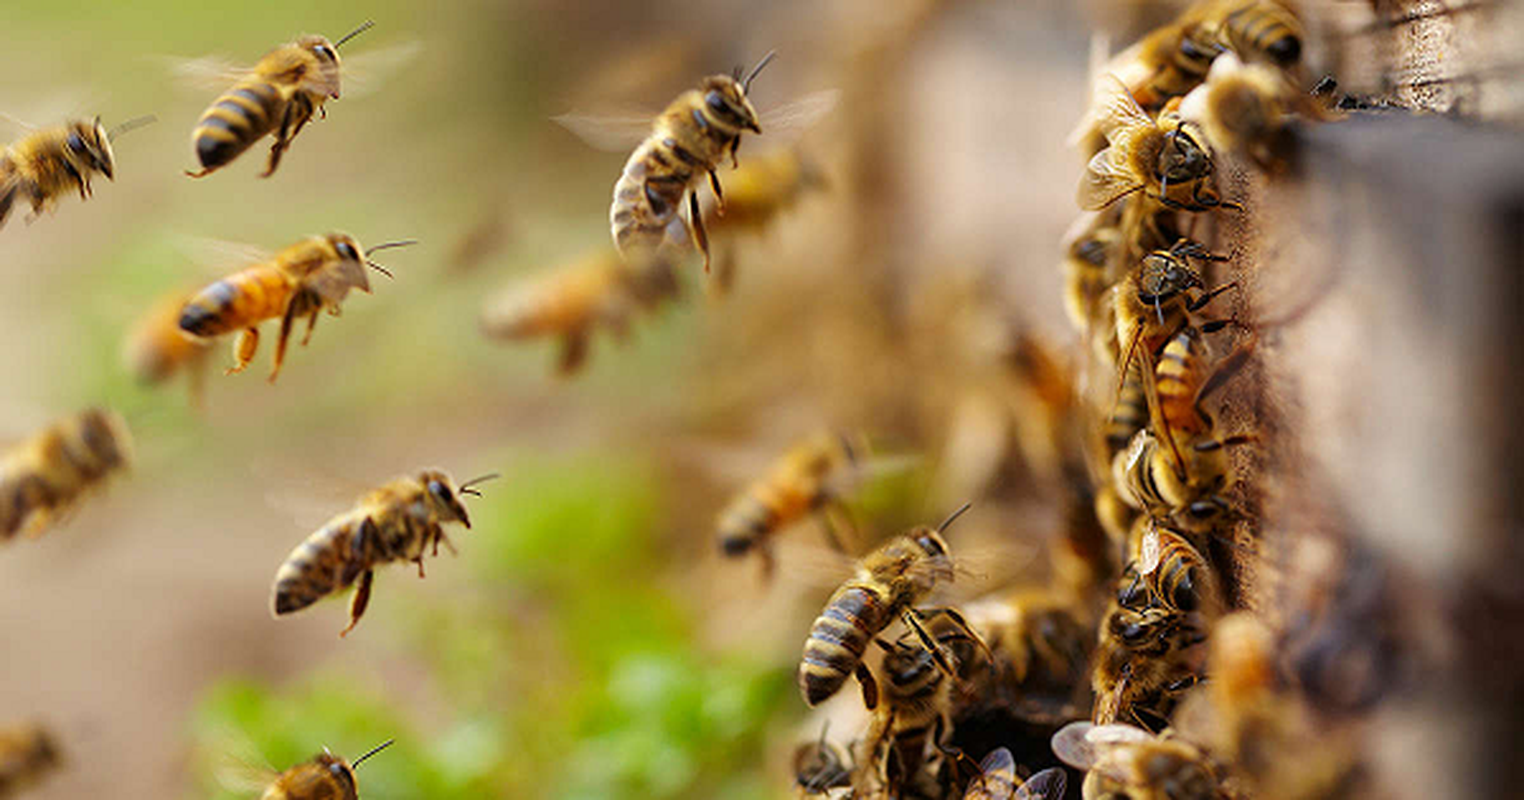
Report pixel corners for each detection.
[1156,327,1211,435]
[799,582,891,705]
[192,79,285,171]
[271,519,367,616]
[179,266,292,337]
[716,480,810,556]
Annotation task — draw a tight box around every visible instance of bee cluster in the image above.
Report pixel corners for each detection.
[0,0,1511,797]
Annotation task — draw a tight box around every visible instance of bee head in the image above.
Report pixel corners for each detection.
[328,232,363,263]
[1137,251,1203,306]
[312,751,358,795]
[66,118,116,180]
[297,35,345,99]
[419,470,471,528]
[1157,121,1213,184]
[701,76,762,135]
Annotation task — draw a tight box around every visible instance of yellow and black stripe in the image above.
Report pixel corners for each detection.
[191,79,287,172]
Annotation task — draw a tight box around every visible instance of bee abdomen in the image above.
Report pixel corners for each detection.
[716,492,778,556]
[799,584,888,705]
[271,524,363,616]
[193,80,282,169]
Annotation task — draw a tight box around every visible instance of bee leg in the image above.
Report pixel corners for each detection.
[708,170,725,215]
[184,166,216,178]
[270,300,300,383]
[226,328,259,375]
[339,569,373,638]
[854,662,879,710]
[414,556,427,578]
[1186,281,1239,313]
[187,351,208,412]
[557,331,590,376]
[913,606,995,664]
[729,136,741,169]
[301,310,320,346]
[688,191,711,273]
[262,106,294,179]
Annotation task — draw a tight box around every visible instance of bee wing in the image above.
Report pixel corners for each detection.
[1077,146,1144,211]
[1093,74,1153,144]
[1138,521,1163,575]
[1014,767,1068,800]
[174,235,275,277]
[338,41,423,99]
[1050,721,1103,770]
[755,89,840,141]
[254,456,375,533]
[166,55,254,91]
[552,109,658,153]
[966,747,1017,799]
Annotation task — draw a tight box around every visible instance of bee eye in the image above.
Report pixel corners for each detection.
[67,133,87,155]
[336,242,359,261]
[315,45,336,60]
[428,480,453,503]
[706,91,729,113]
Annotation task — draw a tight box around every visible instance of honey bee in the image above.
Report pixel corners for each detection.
[0,115,154,231]
[186,21,374,178]
[1080,76,1239,213]
[855,621,975,799]
[271,470,497,636]
[178,233,412,383]
[605,52,778,272]
[961,750,1068,800]
[702,146,826,293]
[1178,52,1293,169]
[798,505,986,707]
[258,739,392,800]
[1061,209,1124,336]
[1,409,132,541]
[1052,722,1221,800]
[123,286,216,406]
[1091,604,1208,729]
[792,723,853,797]
[1207,0,1304,69]
[479,248,679,376]
[1117,520,1223,618]
[0,721,61,796]
[716,432,868,577]
[964,588,1092,709]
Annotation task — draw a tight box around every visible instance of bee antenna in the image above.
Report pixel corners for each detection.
[367,239,418,252]
[364,261,395,279]
[334,20,376,50]
[458,472,502,492]
[351,739,394,768]
[743,50,777,94]
[937,502,973,533]
[107,115,157,141]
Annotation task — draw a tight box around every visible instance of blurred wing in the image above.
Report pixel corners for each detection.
[552,110,656,153]
[167,55,252,91]
[1093,74,1152,143]
[340,41,423,99]
[1077,147,1143,210]
[944,541,1038,594]
[1014,767,1068,800]
[756,89,840,141]
[0,112,37,133]
[174,235,274,278]
[771,538,860,593]
[253,455,373,532]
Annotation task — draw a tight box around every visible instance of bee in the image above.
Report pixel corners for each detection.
[1117,520,1223,618]
[479,248,679,376]
[1178,52,1293,169]
[270,470,497,636]
[608,52,775,272]
[702,146,826,293]
[716,432,867,577]
[178,233,412,383]
[1091,604,1208,729]
[0,721,61,796]
[1052,722,1220,800]
[1080,75,1239,213]
[1208,0,1304,69]
[964,588,1092,706]
[123,286,216,406]
[961,750,1068,800]
[186,21,374,179]
[0,115,154,231]
[1,409,132,541]
[1061,208,1124,336]
[792,723,853,797]
[258,739,392,800]
[798,505,986,707]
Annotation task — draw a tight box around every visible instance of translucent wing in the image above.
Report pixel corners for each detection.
[1077,146,1144,210]
[552,109,657,153]
[965,747,1016,799]
[1138,521,1163,575]
[173,235,274,274]
[756,89,840,141]
[1050,721,1102,770]
[1085,723,1155,745]
[1015,767,1069,800]
[167,55,252,91]
[340,41,423,99]
[1093,74,1153,144]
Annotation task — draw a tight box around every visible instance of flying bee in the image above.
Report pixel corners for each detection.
[1092,604,1208,730]
[256,739,392,800]
[177,233,412,383]
[0,115,154,231]
[1052,722,1220,800]
[1080,75,1239,213]
[959,750,1068,800]
[702,146,826,293]
[0,721,61,796]
[1,408,132,541]
[798,505,988,707]
[479,248,679,376]
[1178,52,1294,169]
[792,723,853,797]
[186,21,374,178]
[271,470,497,636]
[716,431,868,578]
[1117,520,1223,618]
[123,286,216,407]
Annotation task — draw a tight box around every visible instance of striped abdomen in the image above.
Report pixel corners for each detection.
[1149,536,1207,612]
[179,265,294,337]
[1155,327,1210,436]
[271,515,371,615]
[1106,358,1149,456]
[881,659,947,785]
[799,582,893,705]
[716,479,813,556]
[192,78,287,171]
[611,139,700,256]
[1115,432,1171,516]
[1222,1,1302,67]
